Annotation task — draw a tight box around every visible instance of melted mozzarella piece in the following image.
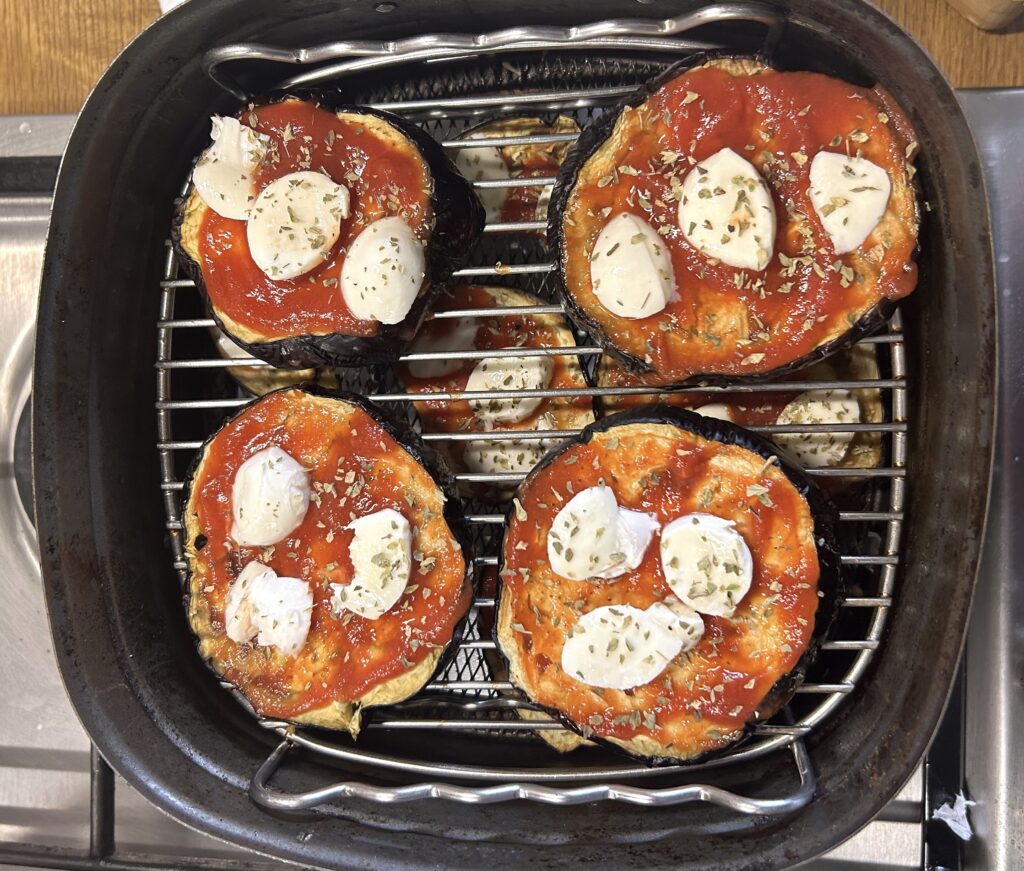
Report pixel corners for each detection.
[231,446,311,547]
[590,213,674,319]
[560,599,704,690]
[808,152,892,254]
[463,418,556,475]
[224,560,313,657]
[775,388,860,467]
[331,509,412,620]
[246,171,349,280]
[455,143,509,223]
[693,402,734,422]
[192,116,271,220]
[406,316,479,379]
[660,513,754,617]
[679,147,776,271]
[465,355,553,425]
[341,217,426,324]
[547,485,659,581]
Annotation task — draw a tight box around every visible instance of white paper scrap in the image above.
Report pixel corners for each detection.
[932,791,977,841]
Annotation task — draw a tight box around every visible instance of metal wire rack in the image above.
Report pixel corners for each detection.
[155,5,908,813]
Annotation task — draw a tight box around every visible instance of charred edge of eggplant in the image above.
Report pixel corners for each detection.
[459,113,581,146]
[170,94,485,369]
[180,385,476,728]
[493,404,843,767]
[547,52,913,383]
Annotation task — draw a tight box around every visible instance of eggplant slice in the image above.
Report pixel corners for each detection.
[209,326,337,396]
[183,387,473,735]
[495,407,841,764]
[550,56,919,383]
[596,344,884,477]
[454,115,580,230]
[395,284,594,501]
[174,97,484,369]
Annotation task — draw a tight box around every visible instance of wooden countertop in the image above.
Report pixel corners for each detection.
[1,0,1022,115]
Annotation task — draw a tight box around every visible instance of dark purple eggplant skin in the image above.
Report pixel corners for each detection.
[180,385,476,726]
[493,404,843,767]
[172,96,485,369]
[547,53,915,384]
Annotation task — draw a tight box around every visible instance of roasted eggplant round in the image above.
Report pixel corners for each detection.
[454,115,580,229]
[209,326,337,396]
[174,97,484,369]
[596,344,884,475]
[395,284,594,500]
[550,56,919,383]
[182,387,473,735]
[495,406,841,764]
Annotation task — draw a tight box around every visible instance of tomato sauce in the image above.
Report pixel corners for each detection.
[561,64,918,382]
[501,423,820,753]
[188,389,471,719]
[197,101,432,340]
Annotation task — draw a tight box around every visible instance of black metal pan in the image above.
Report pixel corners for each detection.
[33,1,995,868]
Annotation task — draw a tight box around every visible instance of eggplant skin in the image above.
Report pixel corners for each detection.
[172,96,485,369]
[493,405,843,766]
[181,386,475,734]
[547,53,915,385]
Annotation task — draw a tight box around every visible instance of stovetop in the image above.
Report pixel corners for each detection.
[0,90,1019,870]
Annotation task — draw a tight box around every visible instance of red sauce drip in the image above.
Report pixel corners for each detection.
[190,390,470,719]
[197,101,432,340]
[501,426,820,751]
[563,66,918,381]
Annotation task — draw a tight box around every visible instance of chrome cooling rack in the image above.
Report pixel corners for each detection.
[155,5,908,813]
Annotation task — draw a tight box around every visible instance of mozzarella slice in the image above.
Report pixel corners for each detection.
[560,599,704,690]
[455,143,509,223]
[465,355,553,425]
[679,147,776,271]
[590,213,674,319]
[463,418,556,475]
[775,388,860,467]
[246,171,349,280]
[224,560,313,657]
[224,560,268,645]
[547,486,659,581]
[341,217,425,324]
[331,508,412,620]
[660,513,754,617]
[406,316,479,379]
[193,116,271,220]
[693,402,734,422]
[808,152,892,254]
[231,446,311,547]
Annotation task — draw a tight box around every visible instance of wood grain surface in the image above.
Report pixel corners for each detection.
[0,0,1022,115]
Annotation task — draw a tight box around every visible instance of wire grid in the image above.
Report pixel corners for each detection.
[155,48,907,788]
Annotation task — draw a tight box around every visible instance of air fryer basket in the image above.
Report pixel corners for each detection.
[34,1,995,869]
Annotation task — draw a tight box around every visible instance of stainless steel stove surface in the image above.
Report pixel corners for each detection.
[0,89,1018,870]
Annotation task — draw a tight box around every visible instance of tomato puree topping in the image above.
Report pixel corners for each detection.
[188,390,470,719]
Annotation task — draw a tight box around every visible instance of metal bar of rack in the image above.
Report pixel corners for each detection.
[148,4,916,816]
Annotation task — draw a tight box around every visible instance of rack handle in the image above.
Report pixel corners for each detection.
[250,735,817,811]
[202,3,782,99]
